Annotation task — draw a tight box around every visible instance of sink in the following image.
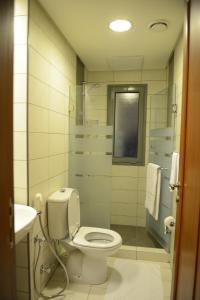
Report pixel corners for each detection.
[14,204,37,244]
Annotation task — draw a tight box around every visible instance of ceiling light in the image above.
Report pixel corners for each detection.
[109,19,132,32]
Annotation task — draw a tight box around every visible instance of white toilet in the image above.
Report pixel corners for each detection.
[47,188,122,284]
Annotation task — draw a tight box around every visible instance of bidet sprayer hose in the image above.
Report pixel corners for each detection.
[34,212,69,299]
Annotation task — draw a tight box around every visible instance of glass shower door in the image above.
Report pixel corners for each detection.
[69,124,113,228]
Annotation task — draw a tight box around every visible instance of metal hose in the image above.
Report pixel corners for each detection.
[34,211,69,299]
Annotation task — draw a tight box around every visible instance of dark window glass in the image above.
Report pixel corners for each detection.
[107,84,147,165]
[114,92,139,158]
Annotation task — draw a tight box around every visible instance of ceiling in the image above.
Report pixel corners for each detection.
[39,0,185,71]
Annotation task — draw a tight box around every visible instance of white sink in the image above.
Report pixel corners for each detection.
[14,204,37,244]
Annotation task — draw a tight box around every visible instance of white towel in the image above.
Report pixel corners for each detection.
[145,163,161,220]
[169,152,179,191]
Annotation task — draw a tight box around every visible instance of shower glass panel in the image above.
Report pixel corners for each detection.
[69,84,112,229]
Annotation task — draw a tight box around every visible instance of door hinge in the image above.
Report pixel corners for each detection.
[9,198,14,248]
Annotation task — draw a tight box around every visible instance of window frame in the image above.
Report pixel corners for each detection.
[107,84,147,165]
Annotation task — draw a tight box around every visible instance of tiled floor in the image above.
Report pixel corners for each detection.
[111,224,162,248]
[40,257,172,300]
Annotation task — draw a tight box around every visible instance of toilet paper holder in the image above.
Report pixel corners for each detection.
[164,216,176,234]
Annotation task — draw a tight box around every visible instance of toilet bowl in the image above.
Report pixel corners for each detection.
[47,188,122,284]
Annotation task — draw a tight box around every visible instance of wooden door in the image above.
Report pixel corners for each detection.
[172,0,200,299]
[194,229,200,300]
[0,0,16,299]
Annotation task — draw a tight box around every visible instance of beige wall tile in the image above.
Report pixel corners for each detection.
[48,173,67,195]
[85,95,107,110]
[112,177,138,190]
[29,180,49,206]
[14,45,27,74]
[138,191,146,205]
[14,161,27,188]
[29,76,49,108]
[49,111,65,134]
[137,204,146,218]
[114,70,142,82]
[112,165,138,177]
[112,203,137,217]
[142,69,167,81]
[14,103,27,131]
[29,158,49,187]
[14,132,27,160]
[85,84,107,96]
[29,105,48,133]
[137,217,146,227]
[29,133,48,159]
[14,16,28,45]
[87,71,114,83]
[14,188,27,205]
[15,0,28,16]
[144,80,167,95]
[49,88,69,115]
[49,65,68,95]
[49,154,66,178]
[14,74,27,103]
[138,178,146,191]
[138,166,147,178]
[49,134,65,156]
[112,190,138,204]
[29,48,50,84]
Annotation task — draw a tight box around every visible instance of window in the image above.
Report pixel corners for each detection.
[107,84,147,165]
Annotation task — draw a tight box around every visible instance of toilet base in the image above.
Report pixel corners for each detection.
[66,249,107,285]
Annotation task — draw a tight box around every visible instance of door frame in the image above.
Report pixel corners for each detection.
[0,0,16,299]
[171,1,189,299]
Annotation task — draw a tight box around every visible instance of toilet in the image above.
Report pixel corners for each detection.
[47,188,122,284]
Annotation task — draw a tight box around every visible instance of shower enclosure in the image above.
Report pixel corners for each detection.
[69,82,177,251]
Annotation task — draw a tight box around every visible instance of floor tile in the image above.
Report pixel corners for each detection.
[42,257,172,300]
[111,224,162,248]
[88,287,107,300]
[40,280,90,300]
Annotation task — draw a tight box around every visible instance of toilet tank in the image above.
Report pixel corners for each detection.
[47,188,80,240]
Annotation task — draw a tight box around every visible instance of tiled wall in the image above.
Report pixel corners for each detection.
[170,34,183,263]
[28,0,76,297]
[85,70,168,227]
[14,0,30,299]
[173,34,184,152]
[14,0,28,206]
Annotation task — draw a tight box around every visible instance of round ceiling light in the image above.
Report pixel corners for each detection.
[148,20,168,32]
[109,19,132,32]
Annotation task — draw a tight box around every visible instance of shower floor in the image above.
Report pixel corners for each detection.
[111,224,162,248]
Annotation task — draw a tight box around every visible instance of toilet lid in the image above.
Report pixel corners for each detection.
[67,189,81,239]
[73,226,122,249]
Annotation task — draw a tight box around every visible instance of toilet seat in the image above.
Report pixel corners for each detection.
[73,226,122,249]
